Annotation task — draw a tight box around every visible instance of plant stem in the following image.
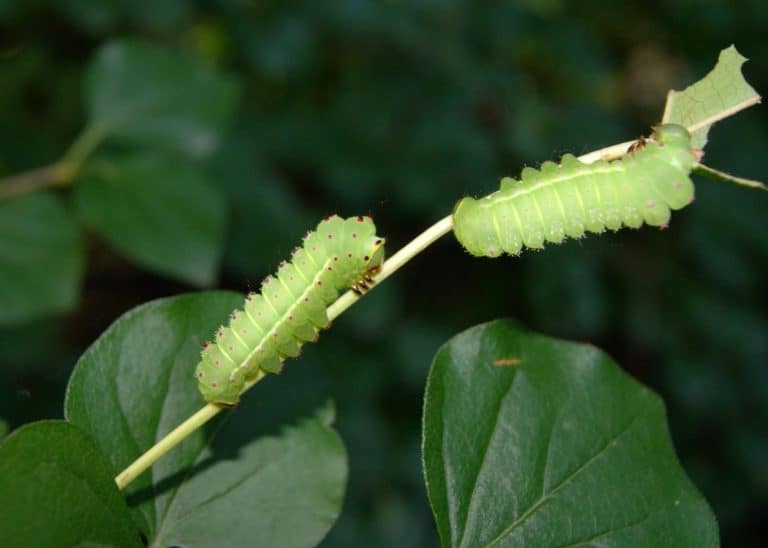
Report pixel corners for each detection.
[694,162,766,191]
[59,125,105,176]
[115,371,267,490]
[111,138,661,491]
[327,215,454,320]
[0,164,69,200]
[0,125,104,201]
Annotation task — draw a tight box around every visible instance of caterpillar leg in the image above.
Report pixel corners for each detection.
[626,136,647,154]
[351,265,381,295]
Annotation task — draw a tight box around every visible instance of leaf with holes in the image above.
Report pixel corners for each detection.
[422,319,718,547]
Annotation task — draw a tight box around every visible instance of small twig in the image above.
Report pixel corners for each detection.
[0,124,105,201]
[0,164,69,200]
[694,162,767,191]
[114,372,267,490]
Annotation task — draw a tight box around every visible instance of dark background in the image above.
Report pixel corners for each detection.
[1,1,766,546]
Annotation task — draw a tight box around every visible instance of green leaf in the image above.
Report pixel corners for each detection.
[85,39,239,158]
[65,292,242,536]
[0,419,7,439]
[662,45,761,149]
[73,154,226,286]
[423,320,719,547]
[0,420,141,547]
[153,403,347,548]
[0,192,83,325]
[65,292,347,546]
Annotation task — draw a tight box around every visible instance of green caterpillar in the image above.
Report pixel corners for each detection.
[452,124,696,257]
[196,215,385,405]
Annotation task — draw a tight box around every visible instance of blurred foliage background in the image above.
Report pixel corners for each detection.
[0,1,766,546]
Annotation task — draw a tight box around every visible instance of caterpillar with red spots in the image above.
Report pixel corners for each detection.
[452,124,696,257]
[196,215,385,405]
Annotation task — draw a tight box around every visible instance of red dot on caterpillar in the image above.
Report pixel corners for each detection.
[196,215,386,405]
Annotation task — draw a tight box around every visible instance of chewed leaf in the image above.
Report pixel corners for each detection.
[662,45,761,149]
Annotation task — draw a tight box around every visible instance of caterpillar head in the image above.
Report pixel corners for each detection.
[652,124,691,146]
[363,236,386,272]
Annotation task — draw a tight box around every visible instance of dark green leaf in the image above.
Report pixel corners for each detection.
[0,192,83,325]
[65,292,242,536]
[73,154,226,286]
[86,40,239,158]
[153,403,347,548]
[423,319,718,547]
[66,292,347,546]
[0,420,141,547]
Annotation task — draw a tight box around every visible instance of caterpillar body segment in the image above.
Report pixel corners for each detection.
[452,124,696,257]
[196,215,385,405]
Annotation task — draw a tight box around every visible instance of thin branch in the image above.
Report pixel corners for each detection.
[0,125,105,201]
[114,371,267,490]
[575,140,635,165]
[0,164,68,200]
[327,215,454,320]
[694,162,767,191]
